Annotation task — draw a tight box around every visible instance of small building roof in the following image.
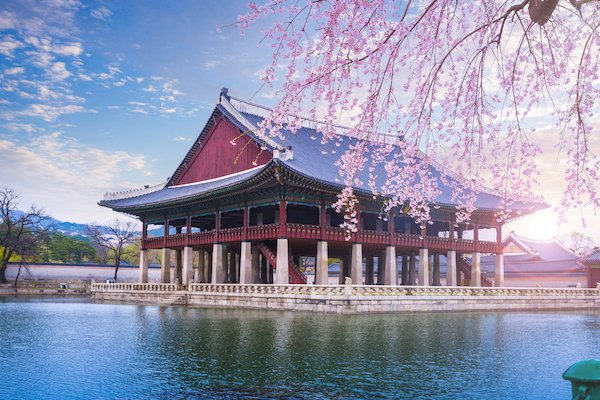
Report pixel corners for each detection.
[580,248,600,265]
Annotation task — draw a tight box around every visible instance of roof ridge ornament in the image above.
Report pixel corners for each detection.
[218,88,283,151]
[103,182,166,201]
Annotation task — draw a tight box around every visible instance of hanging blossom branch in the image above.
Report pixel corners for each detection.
[238,0,600,230]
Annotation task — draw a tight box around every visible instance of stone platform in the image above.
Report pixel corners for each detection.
[90,283,600,314]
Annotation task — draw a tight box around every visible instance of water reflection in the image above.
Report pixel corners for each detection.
[0,297,598,399]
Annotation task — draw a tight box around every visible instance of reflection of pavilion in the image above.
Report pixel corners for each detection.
[100,89,545,287]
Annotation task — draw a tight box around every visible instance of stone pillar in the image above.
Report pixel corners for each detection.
[235,252,240,283]
[471,252,481,287]
[338,258,346,284]
[160,248,170,283]
[384,246,397,285]
[418,248,429,286]
[495,253,504,287]
[195,250,204,283]
[139,249,148,283]
[408,253,417,285]
[365,257,374,285]
[204,251,212,283]
[377,251,386,285]
[401,255,409,285]
[315,241,329,285]
[251,245,260,283]
[275,238,289,284]
[351,243,363,285]
[239,241,252,284]
[182,246,193,286]
[211,244,226,283]
[174,249,182,284]
[446,250,457,286]
[432,253,441,286]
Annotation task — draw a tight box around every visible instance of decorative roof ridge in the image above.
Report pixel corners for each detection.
[168,164,266,188]
[103,182,166,201]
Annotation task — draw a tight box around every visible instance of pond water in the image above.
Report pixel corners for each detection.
[0,296,598,399]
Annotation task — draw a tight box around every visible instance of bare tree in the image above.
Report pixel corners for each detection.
[85,219,138,281]
[560,231,597,257]
[0,188,47,284]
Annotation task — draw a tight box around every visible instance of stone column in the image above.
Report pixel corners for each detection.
[471,252,481,287]
[174,249,182,285]
[239,241,252,284]
[275,238,289,284]
[195,250,204,283]
[384,246,397,285]
[204,251,212,283]
[139,249,149,283]
[315,241,329,285]
[377,251,386,285]
[432,253,441,286]
[211,244,226,283]
[495,253,504,287]
[418,248,429,286]
[339,258,346,284]
[401,255,409,285]
[351,243,363,285]
[251,245,260,283]
[160,248,170,283]
[446,250,457,286]
[182,246,193,287]
[235,252,240,283]
[365,257,374,285]
[408,253,417,285]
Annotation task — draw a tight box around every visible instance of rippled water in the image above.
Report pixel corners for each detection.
[0,297,598,399]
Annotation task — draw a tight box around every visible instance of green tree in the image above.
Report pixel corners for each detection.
[46,233,96,264]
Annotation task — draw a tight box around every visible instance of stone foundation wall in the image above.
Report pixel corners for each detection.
[91,285,600,314]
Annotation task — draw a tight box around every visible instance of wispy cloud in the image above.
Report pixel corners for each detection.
[90,6,112,21]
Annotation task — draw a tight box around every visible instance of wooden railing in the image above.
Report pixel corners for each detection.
[142,223,497,253]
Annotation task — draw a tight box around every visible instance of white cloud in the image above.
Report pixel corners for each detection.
[4,66,24,75]
[48,61,71,80]
[0,35,23,57]
[203,60,221,70]
[4,123,45,133]
[90,6,112,21]
[173,136,190,142]
[20,104,90,122]
[0,11,17,30]
[0,133,152,223]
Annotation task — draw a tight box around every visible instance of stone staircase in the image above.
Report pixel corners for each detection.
[457,256,493,287]
[256,242,307,284]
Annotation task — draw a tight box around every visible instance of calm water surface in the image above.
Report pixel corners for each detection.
[0,296,598,399]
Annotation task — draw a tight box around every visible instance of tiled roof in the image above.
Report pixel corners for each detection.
[100,91,547,213]
[503,232,578,261]
[580,248,600,264]
[100,166,266,209]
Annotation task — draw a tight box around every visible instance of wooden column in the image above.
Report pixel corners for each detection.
[185,215,191,246]
[141,222,147,250]
[320,200,326,240]
[474,222,480,252]
[163,218,169,248]
[214,208,220,243]
[389,211,395,244]
[278,200,287,237]
[243,203,248,241]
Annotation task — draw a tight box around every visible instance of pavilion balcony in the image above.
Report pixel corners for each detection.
[142,223,497,253]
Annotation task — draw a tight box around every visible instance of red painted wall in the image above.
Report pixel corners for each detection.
[175,116,272,185]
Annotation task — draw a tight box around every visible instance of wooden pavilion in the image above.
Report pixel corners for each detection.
[99,89,546,287]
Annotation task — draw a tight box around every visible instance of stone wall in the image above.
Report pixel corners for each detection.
[91,283,600,314]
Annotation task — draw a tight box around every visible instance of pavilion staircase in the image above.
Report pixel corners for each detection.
[457,256,493,287]
[256,242,307,284]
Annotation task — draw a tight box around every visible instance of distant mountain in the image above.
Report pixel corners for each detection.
[10,210,130,237]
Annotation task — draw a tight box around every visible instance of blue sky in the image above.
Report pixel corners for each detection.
[0,0,278,223]
[0,0,598,243]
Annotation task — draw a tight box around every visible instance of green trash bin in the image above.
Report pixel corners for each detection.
[563,359,600,400]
